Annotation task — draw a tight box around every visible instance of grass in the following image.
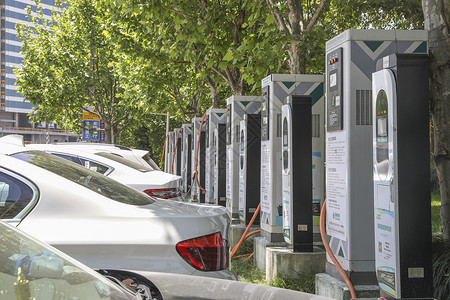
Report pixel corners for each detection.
[432,192,442,233]
[431,191,450,299]
[230,239,316,293]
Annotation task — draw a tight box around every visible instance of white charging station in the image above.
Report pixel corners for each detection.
[191,117,206,202]
[325,29,428,284]
[213,124,227,206]
[165,131,174,174]
[260,74,324,242]
[205,108,227,204]
[226,96,261,220]
[172,128,182,176]
[372,54,432,299]
[181,124,192,194]
[238,114,261,225]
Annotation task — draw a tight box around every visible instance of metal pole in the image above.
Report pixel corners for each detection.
[164,112,170,172]
[165,112,170,137]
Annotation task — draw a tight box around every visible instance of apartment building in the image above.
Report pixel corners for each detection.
[0,0,78,142]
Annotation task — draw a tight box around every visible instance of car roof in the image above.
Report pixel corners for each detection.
[27,143,152,171]
[34,141,156,169]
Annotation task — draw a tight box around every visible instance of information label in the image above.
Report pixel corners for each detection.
[375,208,398,297]
[205,147,210,196]
[312,153,322,225]
[226,146,232,208]
[260,142,271,220]
[326,132,347,240]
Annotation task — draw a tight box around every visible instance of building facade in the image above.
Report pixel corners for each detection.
[0,0,78,142]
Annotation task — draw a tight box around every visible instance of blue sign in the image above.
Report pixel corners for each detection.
[82,120,100,141]
[99,130,105,142]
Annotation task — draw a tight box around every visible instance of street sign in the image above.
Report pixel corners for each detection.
[82,120,100,141]
[82,105,100,121]
[82,111,100,120]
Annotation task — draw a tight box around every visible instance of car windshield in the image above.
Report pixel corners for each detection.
[11,151,155,206]
[95,152,155,172]
[0,221,134,299]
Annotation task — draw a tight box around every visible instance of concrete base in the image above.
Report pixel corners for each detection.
[229,224,259,249]
[266,246,326,282]
[315,273,380,300]
[253,237,287,272]
[325,262,377,285]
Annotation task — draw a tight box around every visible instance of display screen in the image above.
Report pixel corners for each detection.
[262,102,267,125]
[329,73,337,88]
[377,117,387,137]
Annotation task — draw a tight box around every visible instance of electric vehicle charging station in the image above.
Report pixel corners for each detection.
[324,29,428,284]
[226,96,262,220]
[372,54,432,299]
[281,95,313,252]
[238,114,261,225]
[213,124,226,206]
[260,74,324,242]
[172,128,182,176]
[205,108,227,204]
[191,117,206,202]
[181,124,192,194]
[165,131,175,174]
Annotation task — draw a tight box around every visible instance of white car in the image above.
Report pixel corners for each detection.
[47,142,160,170]
[0,221,333,300]
[0,135,182,201]
[0,143,236,280]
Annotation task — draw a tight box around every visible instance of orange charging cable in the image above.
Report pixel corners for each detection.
[320,199,357,298]
[171,127,182,174]
[230,203,261,258]
[160,133,169,170]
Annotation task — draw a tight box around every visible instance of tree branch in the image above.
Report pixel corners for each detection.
[197,0,208,25]
[288,0,302,38]
[211,65,230,85]
[167,7,195,19]
[115,115,134,136]
[305,0,328,32]
[266,0,290,35]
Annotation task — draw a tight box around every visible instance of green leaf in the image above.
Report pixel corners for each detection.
[223,49,233,61]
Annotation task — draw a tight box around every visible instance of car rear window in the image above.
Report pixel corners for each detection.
[11,151,155,206]
[141,153,160,170]
[94,152,155,172]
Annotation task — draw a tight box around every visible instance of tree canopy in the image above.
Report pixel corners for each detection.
[16,0,428,158]
[15,0,149,143]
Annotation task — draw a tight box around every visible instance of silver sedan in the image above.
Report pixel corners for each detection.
[0,147,236,280]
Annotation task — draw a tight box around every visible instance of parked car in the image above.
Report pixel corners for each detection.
[0,221,333,300]
[44,141,160,170]
[0,135,182,200]
[0,144,236,280]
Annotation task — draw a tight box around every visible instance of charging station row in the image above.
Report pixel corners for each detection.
[164,29,432,299]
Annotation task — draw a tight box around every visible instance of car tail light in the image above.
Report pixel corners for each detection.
[176,232,229,271]
[144,188,181,199]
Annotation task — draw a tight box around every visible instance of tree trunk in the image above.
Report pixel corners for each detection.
[205,76,221,108]
[103,121,116,144]
[287,40,307,74]
[422,0,450,239]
